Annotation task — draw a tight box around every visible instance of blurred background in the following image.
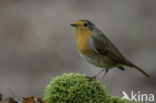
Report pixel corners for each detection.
[0,0,156,101]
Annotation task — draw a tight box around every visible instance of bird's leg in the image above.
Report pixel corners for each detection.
[96,68,109,87]
[92,69,105,79]
[87,69,104,79]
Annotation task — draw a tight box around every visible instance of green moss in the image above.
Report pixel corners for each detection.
[44,73,130,103]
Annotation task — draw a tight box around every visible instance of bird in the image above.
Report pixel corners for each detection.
[70,19,150,86]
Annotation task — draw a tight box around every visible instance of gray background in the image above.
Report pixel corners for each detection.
[0,0,155,102]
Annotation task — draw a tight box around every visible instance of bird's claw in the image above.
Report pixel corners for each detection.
[86,76,96,80]
[94,83,102,90]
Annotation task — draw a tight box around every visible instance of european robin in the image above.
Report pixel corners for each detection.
[71,20,150,86]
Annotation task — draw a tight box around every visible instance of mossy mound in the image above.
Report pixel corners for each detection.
[44,73,129,103]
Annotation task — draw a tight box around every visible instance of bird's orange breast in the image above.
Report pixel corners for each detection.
[76,29,93,56]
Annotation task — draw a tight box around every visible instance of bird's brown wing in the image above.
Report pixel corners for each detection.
[89,33,126,64]
[89,32,150,77]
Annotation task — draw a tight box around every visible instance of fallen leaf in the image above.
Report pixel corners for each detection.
[0,93,2,102]
[22,97,46,103]
[0,98,18,103]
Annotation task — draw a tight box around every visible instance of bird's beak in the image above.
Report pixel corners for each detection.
[70,24,77,27]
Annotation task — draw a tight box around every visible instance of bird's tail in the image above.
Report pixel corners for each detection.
[125,60,150,78]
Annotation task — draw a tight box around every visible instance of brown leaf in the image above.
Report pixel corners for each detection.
[22,96,46,103]
[0,98,18,103]
[0,93,2,102]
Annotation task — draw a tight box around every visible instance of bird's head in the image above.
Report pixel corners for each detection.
[71,20,95,33]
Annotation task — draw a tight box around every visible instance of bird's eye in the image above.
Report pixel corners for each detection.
[83,23,88,27]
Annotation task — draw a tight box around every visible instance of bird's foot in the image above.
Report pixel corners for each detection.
[86,76,96,80]
[95,83,100,88]
[95,83,102,90]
